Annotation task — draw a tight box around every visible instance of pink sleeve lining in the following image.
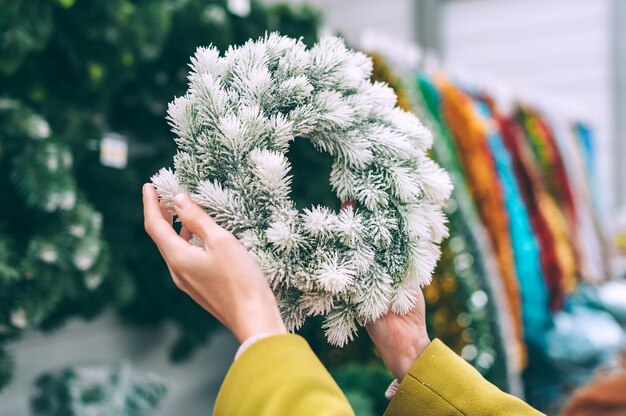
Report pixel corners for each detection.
[385,379,400,399]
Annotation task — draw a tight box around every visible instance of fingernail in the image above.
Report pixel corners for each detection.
[142,183,151,192]
[174,193,192,208]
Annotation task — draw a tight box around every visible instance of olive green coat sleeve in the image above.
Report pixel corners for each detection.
[214,334,355,416]
[214,335,543,416]
[384,339,544,416]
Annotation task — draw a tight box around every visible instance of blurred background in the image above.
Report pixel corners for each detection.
[1,0,625,415]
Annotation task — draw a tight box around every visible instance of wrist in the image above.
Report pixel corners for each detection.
[389,332,430,380]
[233,318,287,343]
[232,298,287,343]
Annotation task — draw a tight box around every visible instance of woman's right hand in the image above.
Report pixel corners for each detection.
[142,184,287,343]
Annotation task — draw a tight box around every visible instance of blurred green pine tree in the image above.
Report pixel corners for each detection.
[0,100,124,391]
[0,0,325,385]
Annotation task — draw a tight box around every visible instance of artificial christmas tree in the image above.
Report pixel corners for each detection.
[0,100,124,391]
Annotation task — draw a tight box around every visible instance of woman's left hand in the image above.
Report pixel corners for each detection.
[366,290,431,381]
[142,183,287,343]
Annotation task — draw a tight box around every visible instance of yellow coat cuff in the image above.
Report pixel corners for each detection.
[385,339,544,415]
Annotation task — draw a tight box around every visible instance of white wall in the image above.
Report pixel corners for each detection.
[264,0,416,45]
[614,0,626,212]
[442,0,615,210]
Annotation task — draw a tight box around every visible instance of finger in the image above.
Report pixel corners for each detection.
[173,193,225,244]
[160,200,173,226]
[179,225,192,241]
[143,184,188,258]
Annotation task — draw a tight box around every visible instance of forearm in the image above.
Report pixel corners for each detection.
[214,334,354,416]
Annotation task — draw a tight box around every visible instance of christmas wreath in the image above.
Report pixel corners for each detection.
[152,34,452,345]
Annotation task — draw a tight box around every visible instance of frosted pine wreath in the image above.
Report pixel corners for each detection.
[152,34,452,346]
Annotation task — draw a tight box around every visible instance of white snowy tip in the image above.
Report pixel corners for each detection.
[194,179,235,210]
[317,91,355,128]
[302,206,337,237]
[356,286,392,323]
[166,96,195,142]
[401,204,431,239]
[388,108,434,150]
[249,149,292,193]
[336,207,365,246]
[348,245,375,274]
[300,292,335,316]
[322,310,358,347]
[418,158,454,202]
[360,82,397,109]
[391,166,422,203]
[424,204,449,244]
[390,279,421,315]
[151,168,185,206]
[238,229,261,250]
[190,45,226,78]
[266,220,301,252]
[371,214,398,248]
[280,75,314,100]
[407,240,441,284]
[316,253,355,294]
[268,113,295,150]
[254,249,286,287]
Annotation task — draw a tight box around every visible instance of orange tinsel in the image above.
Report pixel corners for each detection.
[436,76,526,368]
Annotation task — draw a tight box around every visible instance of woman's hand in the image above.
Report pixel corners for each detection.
[142,183,287,343]
[342,200,431,380]
[366,290,431,380]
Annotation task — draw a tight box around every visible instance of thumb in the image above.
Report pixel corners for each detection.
[173,193,220,243]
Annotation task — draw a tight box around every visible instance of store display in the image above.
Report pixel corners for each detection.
[404,71,616,409]
[0,1,621,413]
[476,97,551,349]
[436,76,527,365]
[415,75,523,393]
